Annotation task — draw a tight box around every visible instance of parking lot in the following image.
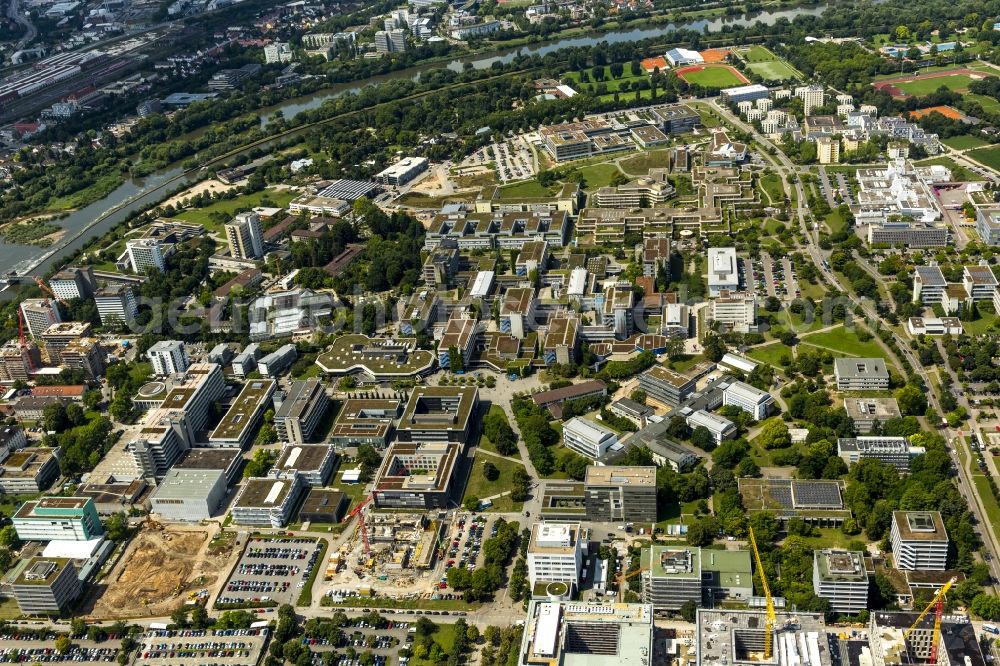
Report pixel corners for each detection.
[0,632,122,664]
[438,514,503,592]
[491,137,535,183]
[216,536,323,607]
[134,628,268,666]
[303,616,418,666]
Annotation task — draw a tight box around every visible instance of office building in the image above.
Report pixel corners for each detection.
[602,284,634,339]
[812,549,869,614]
[136,362,226,432]
[274,379,329,445]
[531,381,607,418]
[642,238,671,277]
[543,316,579,366]
[374,157,429,186]
[225,212,264,260]
[298,489,347,523]
[329,399,401,449]
[372,441,461,509]
[20,299,60,338]
[890,511,949,571]
[641,546,702,611]
[867,611,986,666]
[147,340,188,376]
[500,287,537,339]
[59,338,106,379]
[834,357,890,391]
[172,447,243,486]
[701,549,754,603]
[963,264,998,301]
[696,609,831,666]
[374,29,407,53]
[843,397,902,434]
[95,285,138,327]
[396,386,478,444]
[124,411,194,480]
[48,266,95,301]
[231,472,306,528]
[710,291,757,333]
[208,379,276,448]
[608,398,653,428]
[868,220,948,248]
[0,447,59,494]
[838,437,924,472]
[258,344,297,377]
[527,521,585,592]
[438,317,478,371]
[516,240,549,276]
[912,266,947,305]
[639,365,697,407]
[584,466,657,523]
[686,409,736,443]
[976,208,1000,246]
[723,381,773,420]
[708,247,739,296]
[518,601,653,666]
[13,497,103,542]
[40,322,92,364]
[149,468,227,521]
[562,417,618,460]
[11,558,82,614]
[126,238,167,273]
[271,444,336,487]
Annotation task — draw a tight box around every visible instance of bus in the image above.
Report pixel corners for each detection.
[983,624,998,634]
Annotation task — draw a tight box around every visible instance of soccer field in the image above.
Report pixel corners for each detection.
[744,45,775,63]
[677,65,747,87]
[747,60,799,81]
[895,73,976,96]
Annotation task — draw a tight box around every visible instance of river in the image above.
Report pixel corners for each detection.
[5,1,831,280]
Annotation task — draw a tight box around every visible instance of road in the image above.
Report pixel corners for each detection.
[7,0,35,50]
[710,97,1000,579]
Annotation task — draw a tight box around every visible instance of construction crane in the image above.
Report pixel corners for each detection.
[16,308,35,373]
[32,277,67,306]
[748,526,777,660]
[903,578,955,666]
[342,493,375,556]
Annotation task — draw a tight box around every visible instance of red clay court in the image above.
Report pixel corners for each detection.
[640,56,667,72]
[909,105,965,120]
[675,64,750,87]
[699,48,731,63]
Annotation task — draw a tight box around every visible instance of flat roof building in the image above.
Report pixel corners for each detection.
[638,365,697,408]
[813,549,869,614]
[11,558,82,614]
[834,358,890,391]
[891,511,948,571]
[686,409,736,443]
[329,398,401,449]
[396,386,478,444]
[298,488,347,523]
[723,381,773,421]
[208,379,276,449]
[147,340,188,376]
[13,497,103,542]
[642,546,702,611]
[271,444,336,487]
[0,447,59,494]
[231,472,305,528]
[149,468,227,522]
[527,521,585,593]
[173,447,243,486]
[584,466,657,523]
[838,437,924,472]
[519,601,653,666]
[563,417,618,461]
[708,247,739,296]
[274,379,330,445]
[372,441,461,509]
[696,609,831,666]
[868,611,986,666]
[843,397,901,434]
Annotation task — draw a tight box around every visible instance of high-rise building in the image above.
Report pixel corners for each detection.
[890,511,949,571]
[59,338,106,379]
[19,299,60,338]
[95,285,138,327]
[126,238,166,273]
[147,340,189,376]
[40,322,92,364]
[816,136,840,164]
[374,29,408,53]
[12,497,104,542]
[274,379,330,445]
[812,549,869,614]
[796,85,826,115]
[48,266,95,301]
[264,42,294,64]
[225,212,264,260]
[527,521,584,592]
[0,340,40,381]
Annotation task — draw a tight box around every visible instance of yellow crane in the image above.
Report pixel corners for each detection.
[903,577,955,666]
[747,526,777,660]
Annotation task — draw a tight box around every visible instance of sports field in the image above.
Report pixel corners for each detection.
[942,134,989,150]
[968,146,1000,172]
[736,45,801,81]
[908,105,965,120]
[874,65,1000,98]
[675,64,749,87]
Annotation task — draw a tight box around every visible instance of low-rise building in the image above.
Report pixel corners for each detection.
[270,444,336,487]
[843,397,901,434]
[838,436,924,472]
[562,417,618,460]
[976,207,1000,246]
[298,489,347,523]
[0,447,59,494]
[686,409,736,443]
[722,381,772,420]
[530,380,607,419]
[258,344,297,377]
[834,357,890,391]
[710,291,757,333]
[912,266,947,306]
[608,398,653,428]
[149,468,227,521]
[518,601,653,666]
[11,558,82,614]
[812,549,869,614]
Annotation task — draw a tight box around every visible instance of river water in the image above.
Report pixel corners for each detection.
[6,1,831,279]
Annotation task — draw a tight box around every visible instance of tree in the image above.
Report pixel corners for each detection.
[83,389,102,410]
[0,525,20,550]
[190,605,209,630]
[972,593,1000,620]
[703,334,727,362]
[256,422,278,446]
[464,495,480,512]
[466,625,480,643]
[55,636,72,655]
[690,426,716,452]
[71,618,87,637]
[482,461,499,481]
[42,402,68,432]
[629,389,647,404]
[896,384,928,416]
[104,512,128,542]
[679,600,698,622]
[757,419,791,449]
[171,607,189,628]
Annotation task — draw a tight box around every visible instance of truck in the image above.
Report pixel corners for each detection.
[984,624,999,635]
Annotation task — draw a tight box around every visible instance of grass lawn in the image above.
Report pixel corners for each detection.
[327,474,368,514]
[477,405,520,459]
[498,180,558,199]
[800,325,886,358]
[410,623,457,666]
[743,45,776,63]
[0,598,20,620]
[576,162,623,190]
[967,146,1000,172]
[759,173,785,205]
[460,452,525,512]
[678,65,747,88]
[967,93,1000,115]
[174,189,296,232]
[790,528,858,551]
[664,354,703,373]
[775,309,828,334]
[825,207,848,235]
[914,156,976,182]
[960,312,1000,336]
[619,149,671,175]
[564,68,648,94]
[896,74,976,96]
[748,342,794,368]
[943,134,990,150]
[395,192,468,208]
[746,60,800,82]
[973,473,1000,547]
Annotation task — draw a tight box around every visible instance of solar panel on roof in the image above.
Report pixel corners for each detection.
[791,480,843,508]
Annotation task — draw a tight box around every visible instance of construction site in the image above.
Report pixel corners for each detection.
[89,523,236,619]
[320,508,452,600]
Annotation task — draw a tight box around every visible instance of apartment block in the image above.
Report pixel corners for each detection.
[126,237,166,273]
[48,266,95,301]
[225,211,264,260]
[94,285,138,327]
